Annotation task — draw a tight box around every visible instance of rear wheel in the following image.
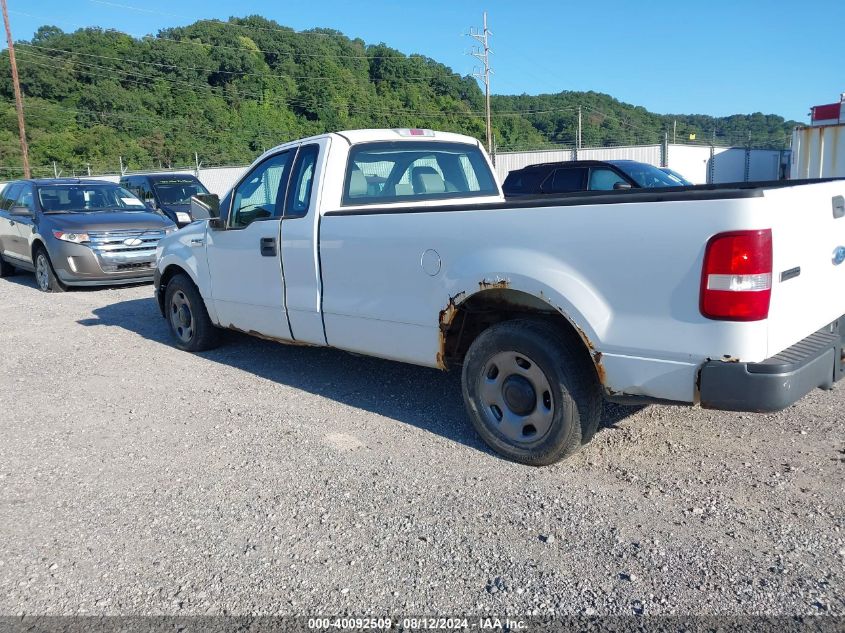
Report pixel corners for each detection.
[164,273,220,352]
[34,248,65,293]
[461,319,602,466]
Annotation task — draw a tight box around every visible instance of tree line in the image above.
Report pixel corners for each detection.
[0,15,800,179]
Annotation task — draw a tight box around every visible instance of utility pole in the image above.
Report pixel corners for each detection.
[673,120,676,145]
[470,12,493,155]
[577,106,582,150]
[1,0,30,178]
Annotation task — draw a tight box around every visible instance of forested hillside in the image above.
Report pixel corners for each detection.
[0,15,799,178]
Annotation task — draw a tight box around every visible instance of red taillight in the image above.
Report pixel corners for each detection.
[700,229,772,321]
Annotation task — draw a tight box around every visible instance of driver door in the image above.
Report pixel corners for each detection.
[206,149,294,340]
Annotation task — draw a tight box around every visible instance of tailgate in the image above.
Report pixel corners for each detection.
[766,180,845,357]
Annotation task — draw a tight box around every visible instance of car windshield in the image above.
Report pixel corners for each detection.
[152,179,209,205]
[612,162,685,188]
[38,184,148,213]
[660,168,693,186]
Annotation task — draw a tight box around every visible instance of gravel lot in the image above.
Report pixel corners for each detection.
[0,274,843,619]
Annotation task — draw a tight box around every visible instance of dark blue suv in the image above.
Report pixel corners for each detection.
[120,173,211,227]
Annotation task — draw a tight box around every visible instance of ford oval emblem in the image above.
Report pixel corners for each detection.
[833,246,845,266]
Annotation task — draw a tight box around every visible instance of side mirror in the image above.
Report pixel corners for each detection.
[10,205,33,217]
[613,182,633,190]
[190,193,220,221]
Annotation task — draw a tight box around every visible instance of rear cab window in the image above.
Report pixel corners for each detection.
[342,141,498,206]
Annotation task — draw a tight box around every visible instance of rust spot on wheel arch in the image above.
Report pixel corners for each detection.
[437,291,467,370]
[592,350,606,385]
[573,322,606,386]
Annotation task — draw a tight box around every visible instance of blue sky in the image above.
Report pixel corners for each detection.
[7,0,845,122]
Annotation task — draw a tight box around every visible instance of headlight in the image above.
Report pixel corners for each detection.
[53,230,89,244]
[164,225,177,235]
[175,212,191,224]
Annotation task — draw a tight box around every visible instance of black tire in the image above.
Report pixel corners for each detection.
[0,254,16,278]
[164,273,220,352]
[461,319,602,466]
[34,247,65,293]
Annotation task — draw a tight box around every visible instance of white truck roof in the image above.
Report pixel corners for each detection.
[333,128,484,146]
[260,129,484,159]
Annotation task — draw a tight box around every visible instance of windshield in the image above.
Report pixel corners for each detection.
[38,184,148,213]
[152,179,210,205]
[660,168,693,186]
[611,162,685,188]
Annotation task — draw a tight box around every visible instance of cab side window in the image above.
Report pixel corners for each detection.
[16,184,35,211]
[284,145,319,219]
[589,168,628,191]
[0,183,22,211]
[123,178,146,201]
[231,151,291,228]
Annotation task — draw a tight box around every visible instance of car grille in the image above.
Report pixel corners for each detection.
[88,229,166,273]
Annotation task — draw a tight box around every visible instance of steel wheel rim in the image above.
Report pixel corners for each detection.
[35,254,50,291]
[477,351,555,445]
[169,290,194,343]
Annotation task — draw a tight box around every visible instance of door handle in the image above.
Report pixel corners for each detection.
[260,237,277,257]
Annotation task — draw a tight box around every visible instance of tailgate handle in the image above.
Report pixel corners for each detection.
[833,195,845,219]
[260,237,277,257]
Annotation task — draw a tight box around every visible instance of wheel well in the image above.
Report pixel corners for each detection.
[439,288,601,380]
[157,264,193,315]
[31,239,46,260]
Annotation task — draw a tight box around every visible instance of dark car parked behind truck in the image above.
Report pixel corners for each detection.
[0,179,175,292]
[502,159,691,196]
[120,173,210,227]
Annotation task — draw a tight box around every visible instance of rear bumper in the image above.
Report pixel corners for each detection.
[699,318,844,412]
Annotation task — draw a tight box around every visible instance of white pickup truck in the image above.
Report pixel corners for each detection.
[155,128,845,465]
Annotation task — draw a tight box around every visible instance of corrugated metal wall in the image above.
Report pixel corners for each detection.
[495,144,782,185]
[791,125,845,179]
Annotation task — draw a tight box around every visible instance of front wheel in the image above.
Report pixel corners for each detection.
[461,319,602,466]
[164,273,220,352]
[34,248,65,293]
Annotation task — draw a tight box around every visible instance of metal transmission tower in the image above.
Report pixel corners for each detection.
[1,0,30,178]
[469,12,493,155]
